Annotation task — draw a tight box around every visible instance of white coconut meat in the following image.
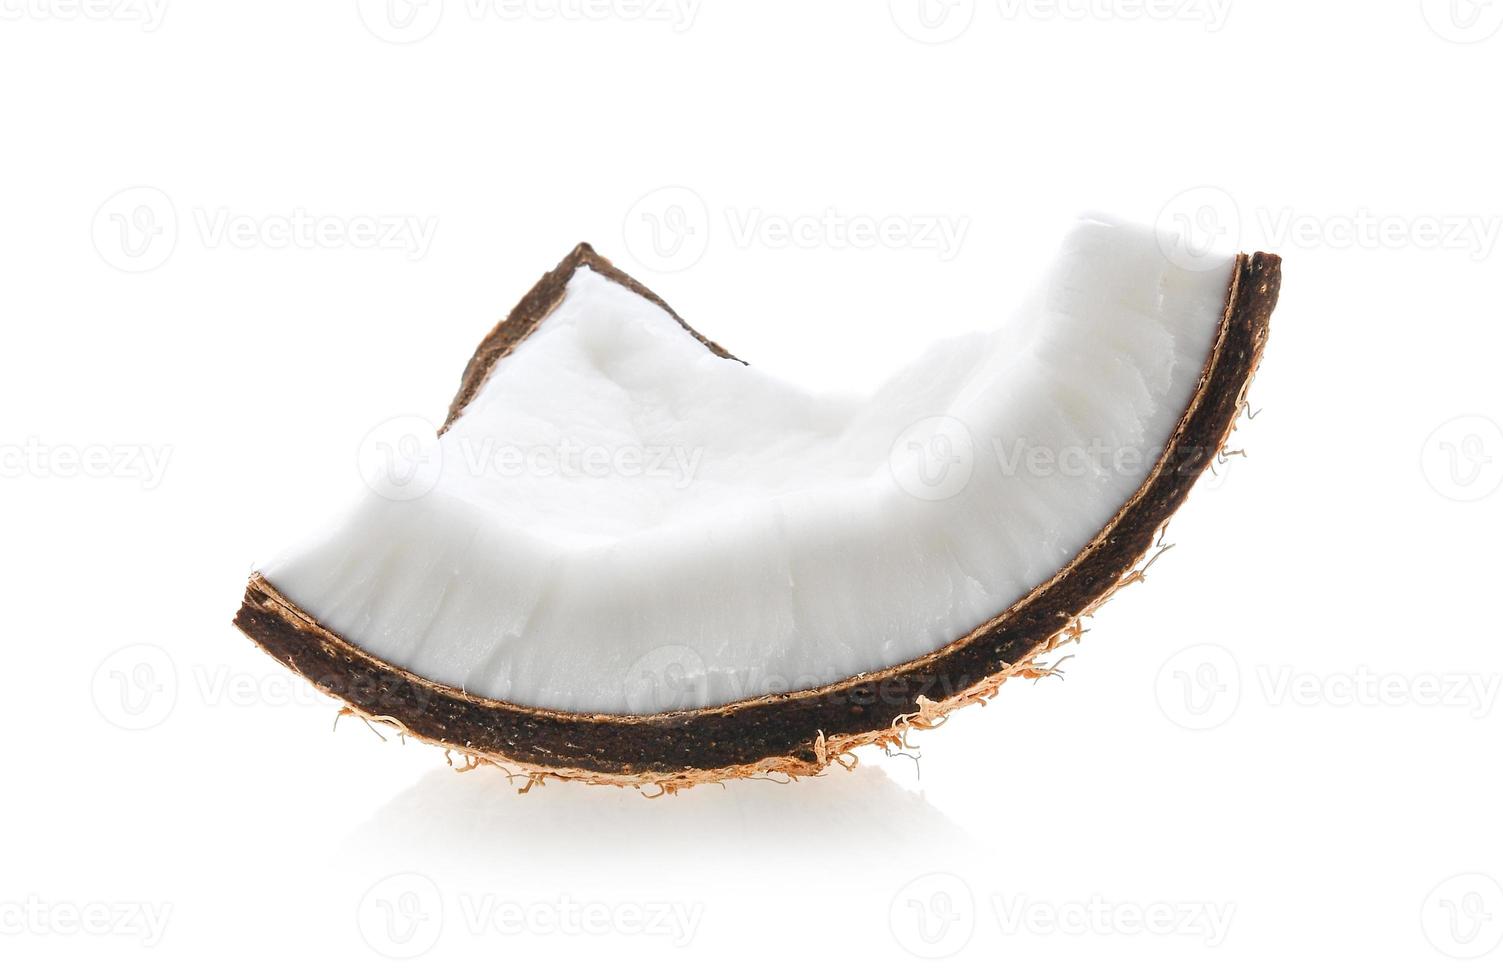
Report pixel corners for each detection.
[263,217,1234,715]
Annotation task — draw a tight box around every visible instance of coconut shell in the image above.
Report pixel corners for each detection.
[234,244,1281,791]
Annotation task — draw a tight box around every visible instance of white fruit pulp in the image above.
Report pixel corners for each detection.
[263,217,1234,714]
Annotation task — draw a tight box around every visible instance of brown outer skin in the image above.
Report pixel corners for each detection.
[234,244,1281,784]
[441,245,742,433]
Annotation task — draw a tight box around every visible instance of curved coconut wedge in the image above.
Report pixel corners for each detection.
[234,217,1280,791]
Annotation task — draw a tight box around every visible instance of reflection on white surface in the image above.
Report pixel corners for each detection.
[340,763,985,885]
[332,761,998,957]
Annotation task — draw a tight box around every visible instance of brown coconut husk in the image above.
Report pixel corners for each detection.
[233,245,1281,794]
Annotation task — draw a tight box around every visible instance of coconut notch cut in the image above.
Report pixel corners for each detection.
[235,224,1281,789]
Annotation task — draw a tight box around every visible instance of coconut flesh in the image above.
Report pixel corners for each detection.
[260,217,1235,717]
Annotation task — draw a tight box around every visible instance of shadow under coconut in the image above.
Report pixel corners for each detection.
[336,763,988,895]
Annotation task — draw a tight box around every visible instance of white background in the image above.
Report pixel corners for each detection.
[3,1,1502,976]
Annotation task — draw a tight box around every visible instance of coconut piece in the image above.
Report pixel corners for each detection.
[234,217,1281,790]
